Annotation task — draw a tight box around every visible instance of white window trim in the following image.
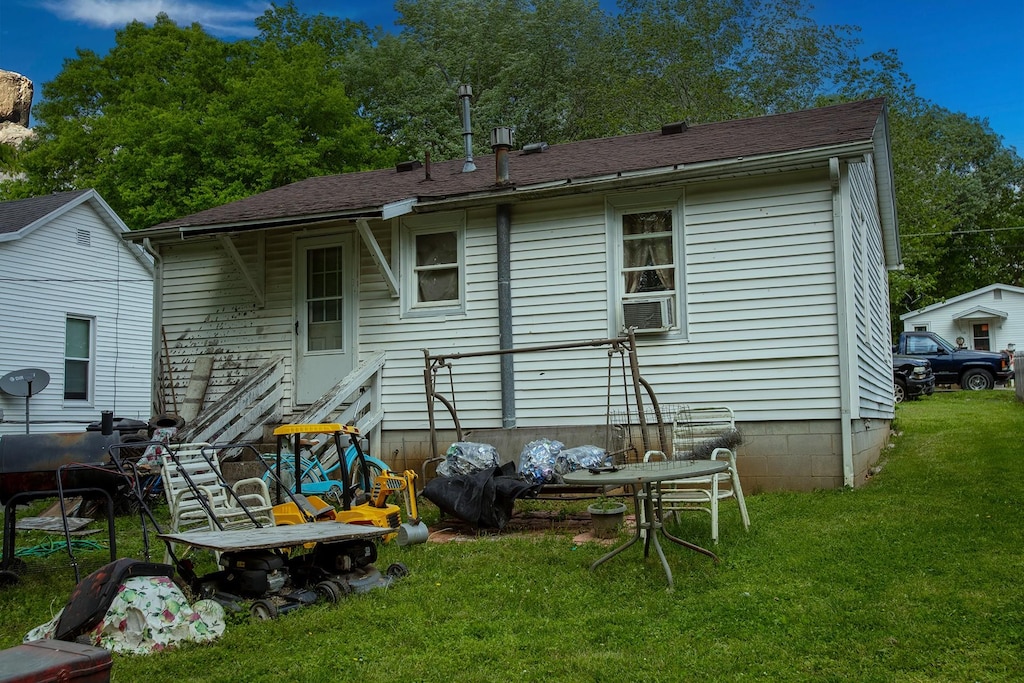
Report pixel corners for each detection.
[64,314,95,405]
[606,189,686,339]
[399,211,467,318]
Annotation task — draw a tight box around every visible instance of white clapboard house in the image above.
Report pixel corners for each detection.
[125,98,900,491]
[0,189,154,435]
[900,283,1024,355]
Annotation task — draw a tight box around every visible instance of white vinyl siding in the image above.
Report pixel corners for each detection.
[0,198,153,434]
[645,170,840,420]
[150,166,893,434]
[849,160,894,418]
[365,172,841,429]
[510,196,615,424]
[158,231,295,410]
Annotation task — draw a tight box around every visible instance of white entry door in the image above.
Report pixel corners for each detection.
[295,234,356,405]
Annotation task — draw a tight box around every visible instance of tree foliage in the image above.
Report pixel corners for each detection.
[835,50,1024,325]
[337,0,861,160]
[2,8,396,228]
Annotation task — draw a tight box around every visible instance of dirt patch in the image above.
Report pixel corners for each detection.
[425,510,636,545]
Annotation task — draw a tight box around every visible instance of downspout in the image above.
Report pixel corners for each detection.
[830,157,855,487]
[492,127,515,428]
[142,238,164,417]
[498,204,514,428]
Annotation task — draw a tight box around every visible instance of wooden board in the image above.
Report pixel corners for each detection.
[158,521,391,552]
[15,516,93,532]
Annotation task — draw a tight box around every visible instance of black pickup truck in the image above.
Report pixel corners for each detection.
[893,331,1012,390]
[893,354,935,403]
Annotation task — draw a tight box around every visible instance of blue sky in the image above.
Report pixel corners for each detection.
[0,0,1022,151]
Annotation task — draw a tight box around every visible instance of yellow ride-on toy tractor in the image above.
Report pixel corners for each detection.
[268,423,426,545]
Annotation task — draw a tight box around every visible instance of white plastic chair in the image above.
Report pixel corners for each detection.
[160,443,275,563]
[643,406,750,543]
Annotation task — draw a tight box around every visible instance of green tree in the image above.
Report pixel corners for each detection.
[338,0,861,162]
[836,50,1024,326]
[2,8,396,229]
[614,0,859,125]
[340,0,626,160]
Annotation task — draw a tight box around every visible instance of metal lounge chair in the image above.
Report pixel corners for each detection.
[642,406,750,543]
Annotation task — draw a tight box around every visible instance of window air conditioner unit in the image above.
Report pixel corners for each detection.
[622,296,674,333]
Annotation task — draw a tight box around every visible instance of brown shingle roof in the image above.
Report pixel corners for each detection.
[147,98,885,232]
[0,189,92,236]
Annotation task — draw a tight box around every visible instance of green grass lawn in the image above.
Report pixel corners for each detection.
[2,391,1022,682]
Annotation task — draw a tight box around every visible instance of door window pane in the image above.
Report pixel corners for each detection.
[306,246,344,351]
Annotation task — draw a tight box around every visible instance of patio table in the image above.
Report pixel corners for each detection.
[563,460,729,590]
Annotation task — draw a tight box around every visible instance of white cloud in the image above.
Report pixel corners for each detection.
[40,0,269,36]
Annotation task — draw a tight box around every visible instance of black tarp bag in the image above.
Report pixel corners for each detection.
[423,462,541,530]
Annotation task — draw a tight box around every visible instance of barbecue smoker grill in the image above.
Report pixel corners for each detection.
[0,431,125,585]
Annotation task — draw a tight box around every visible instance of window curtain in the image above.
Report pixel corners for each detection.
[624,212,673,293]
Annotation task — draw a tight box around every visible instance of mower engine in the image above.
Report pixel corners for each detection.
[218,550,288,596]
[288,539,408,596]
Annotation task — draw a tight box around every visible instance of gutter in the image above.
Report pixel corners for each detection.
[413,140,877,213]
[124,209,387,243]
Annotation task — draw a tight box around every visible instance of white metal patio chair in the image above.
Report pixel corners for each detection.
[642,406,750,543]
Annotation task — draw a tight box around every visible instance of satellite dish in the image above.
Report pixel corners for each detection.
[0,368,50,397]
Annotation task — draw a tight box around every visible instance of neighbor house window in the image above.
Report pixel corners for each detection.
[402,213,465,316]
[64,316,92,400]
[609,191,684,335]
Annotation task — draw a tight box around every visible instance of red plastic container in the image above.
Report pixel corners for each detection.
[0,639,112,682]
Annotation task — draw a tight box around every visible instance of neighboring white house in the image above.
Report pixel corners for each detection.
[125,98,900,491]
[900,283,1024,354]
[0,189,154,435]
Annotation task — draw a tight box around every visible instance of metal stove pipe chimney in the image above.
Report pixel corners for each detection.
[490,126,513,185]
[458,84,476,173]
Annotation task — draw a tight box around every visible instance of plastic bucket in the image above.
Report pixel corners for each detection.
[396,521,429,546]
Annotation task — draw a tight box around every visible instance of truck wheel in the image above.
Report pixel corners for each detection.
[894,379,907,404]
[961,369,994,391]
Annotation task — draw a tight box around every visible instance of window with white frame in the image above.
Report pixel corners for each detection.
[64,316,93,401]
[402,214,465,315]
[611,193,684,335]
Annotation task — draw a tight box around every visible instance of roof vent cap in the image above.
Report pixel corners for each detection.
[396,159,423,173]
[661,121,688,136]
[522,142,549,154]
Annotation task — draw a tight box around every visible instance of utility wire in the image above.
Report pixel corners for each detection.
[903,225,1024,238]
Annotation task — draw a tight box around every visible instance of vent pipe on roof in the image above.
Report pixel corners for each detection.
[490,126,514,185]
[458,85,476,173]
[661,121,688,135]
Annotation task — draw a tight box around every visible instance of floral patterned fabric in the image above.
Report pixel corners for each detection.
[25,575,225,654]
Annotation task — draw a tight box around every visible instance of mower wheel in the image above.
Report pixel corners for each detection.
[315,580,343,604]
[250,599,279,620]
[0,570,19,587]
[386,562,410,580]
